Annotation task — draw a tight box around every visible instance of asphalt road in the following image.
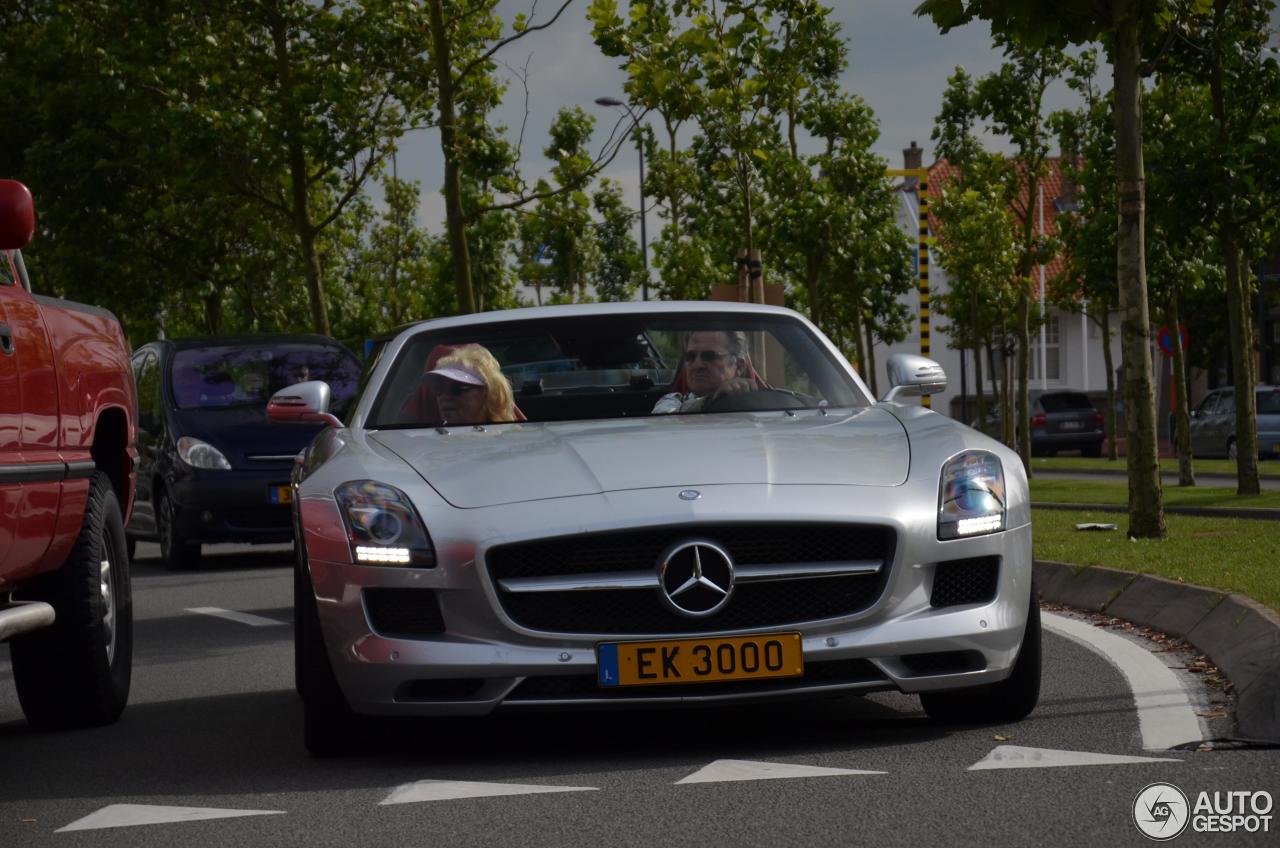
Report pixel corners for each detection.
[2,544,1277,847]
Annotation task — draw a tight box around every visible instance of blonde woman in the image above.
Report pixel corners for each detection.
[425,344,517,425]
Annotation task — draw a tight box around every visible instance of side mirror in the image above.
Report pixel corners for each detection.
[880,353,947,403]
[267,381,343,428]
[0,180,36,250]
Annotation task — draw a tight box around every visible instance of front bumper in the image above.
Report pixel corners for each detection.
[302,482,1034,717]
[170,468,295,545]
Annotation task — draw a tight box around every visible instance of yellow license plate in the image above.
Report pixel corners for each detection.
[270,485,292,505]
[596,632,803,688]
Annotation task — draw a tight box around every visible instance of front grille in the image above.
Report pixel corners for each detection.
[363,588,446,638]
[506,658,886,701]
[899,650,985,676]
[930,556,1000,608]
[487,523,895,635]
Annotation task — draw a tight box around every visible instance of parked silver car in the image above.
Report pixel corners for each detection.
[1187,386,1280,459]
[272,303,1037,756]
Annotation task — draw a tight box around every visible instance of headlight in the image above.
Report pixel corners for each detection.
[334,480,436,567]
[938,450,1006,540]
[176,436,232,470]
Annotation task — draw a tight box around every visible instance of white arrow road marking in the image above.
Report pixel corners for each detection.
[1043,611,1204,751]
[676,759,886,785]
[185,607,287,627]
[57,804,283,832]
[379,780,598,805]
[969,745,1181,771]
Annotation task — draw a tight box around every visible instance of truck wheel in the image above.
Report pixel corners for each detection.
[920,584,1041,724]
[297,548,363,757]
[158,491,202,571]
[10,472,133,729]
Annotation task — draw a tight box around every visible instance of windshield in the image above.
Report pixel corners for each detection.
[171,342,360,413]
[367,313,868,428]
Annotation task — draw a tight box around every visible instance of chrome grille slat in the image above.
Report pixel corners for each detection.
[498,559,884,594]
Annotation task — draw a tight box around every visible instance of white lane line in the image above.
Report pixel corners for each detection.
[676,759,885,785]
[57,804,283,832]
[185,607,287,627]
[380,780,597,805]
[968,745,1180,770]
[1043,611,1204,751]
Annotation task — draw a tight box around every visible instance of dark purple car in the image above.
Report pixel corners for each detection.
[126,335,360,569]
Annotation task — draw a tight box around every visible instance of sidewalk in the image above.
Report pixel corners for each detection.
[1035,560,1280,744]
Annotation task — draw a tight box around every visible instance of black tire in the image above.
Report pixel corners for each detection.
[126,535,137,561]
[10,472,133,729]
[296,547,363,756]
[157,490,202,571]
[1082,441,1102,458]
[920,584,1041,724]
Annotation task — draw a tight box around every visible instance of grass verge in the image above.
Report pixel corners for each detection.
[1032,456,1280,478]
[1029,478,1280,510]
[1032,509,1280,614]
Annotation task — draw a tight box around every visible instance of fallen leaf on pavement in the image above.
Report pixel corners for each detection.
[993,734,1013,742]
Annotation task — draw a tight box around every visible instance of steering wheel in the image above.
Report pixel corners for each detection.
[700,388,809,413]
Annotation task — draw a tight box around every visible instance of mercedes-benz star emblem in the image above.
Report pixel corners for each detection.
[657,540,735,617]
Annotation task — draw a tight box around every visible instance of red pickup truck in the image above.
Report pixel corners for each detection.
[0,179,138,728]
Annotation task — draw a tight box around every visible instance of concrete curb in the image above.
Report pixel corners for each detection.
[1034,560,1280,744]
[1032,502,1280,521]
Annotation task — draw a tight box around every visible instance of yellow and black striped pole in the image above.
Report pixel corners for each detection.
[885,167,932,407]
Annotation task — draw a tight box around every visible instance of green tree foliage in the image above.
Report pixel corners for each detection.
[591,180,642,302]
[1159,0,1280,495]
[917,0,1183,538]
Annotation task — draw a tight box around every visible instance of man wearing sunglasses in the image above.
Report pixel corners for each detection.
[651,330,761,414]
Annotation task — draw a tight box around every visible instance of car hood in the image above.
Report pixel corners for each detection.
[370,407,909,508]
[172,407,326,465]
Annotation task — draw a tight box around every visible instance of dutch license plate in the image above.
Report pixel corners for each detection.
[596,633,803,688]
[269,484,292,505]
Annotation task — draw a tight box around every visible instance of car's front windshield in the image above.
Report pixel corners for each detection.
[365,313,868,428]
[172,343,360,413]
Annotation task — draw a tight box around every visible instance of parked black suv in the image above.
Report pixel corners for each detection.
[973,389,1106,457]
[126,335,360,569]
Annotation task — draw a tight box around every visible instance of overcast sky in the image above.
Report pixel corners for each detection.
[396,1,1088,229]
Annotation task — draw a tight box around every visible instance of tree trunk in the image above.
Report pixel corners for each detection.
[1224,239,1260,493]
[1099,308,1119,462]
[427,0,477,315]
[1016,291,1031,475]
[271,13,330,336]
[1168,294,1195,487]
[1113,17,1166,538]
[974,342,986,430]
[864,318,879,398]
[850,305,867,391]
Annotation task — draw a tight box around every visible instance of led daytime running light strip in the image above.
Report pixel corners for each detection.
[355,545,411,564]
[954,515,1003,536]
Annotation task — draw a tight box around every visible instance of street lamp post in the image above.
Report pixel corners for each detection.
[595,96,648,301]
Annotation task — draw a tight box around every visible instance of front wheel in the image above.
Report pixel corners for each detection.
[920,584,1041,724]
[297,551,363,756]
[10,472,134,729]
[157,491,202,571]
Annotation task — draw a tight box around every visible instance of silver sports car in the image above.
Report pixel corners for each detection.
[271,302,1037,756]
